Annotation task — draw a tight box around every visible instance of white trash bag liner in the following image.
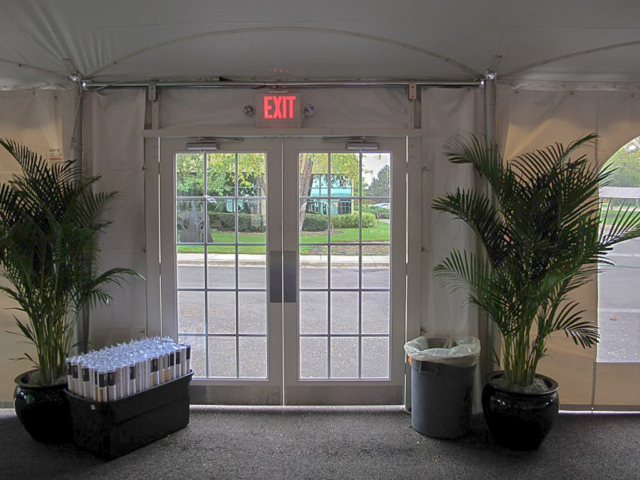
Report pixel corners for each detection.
[404,336,480,368]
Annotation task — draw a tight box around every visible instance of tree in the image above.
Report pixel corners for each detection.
[298,153,360,231]
[606,138,640,187]
[177,151,363,233]
[365,164,390,197]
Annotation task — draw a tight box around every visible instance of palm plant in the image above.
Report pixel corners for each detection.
[0,139,140,386]
[433,133,640,389]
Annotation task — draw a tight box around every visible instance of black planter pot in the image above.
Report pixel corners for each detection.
[14,371,73,443]
[482,371,559,451]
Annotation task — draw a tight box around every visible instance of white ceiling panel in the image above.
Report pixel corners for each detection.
[1,0,640,88]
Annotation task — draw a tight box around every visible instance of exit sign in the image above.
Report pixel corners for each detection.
[256,93,302,127]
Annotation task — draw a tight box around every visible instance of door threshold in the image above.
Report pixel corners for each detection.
[190,405,406,413]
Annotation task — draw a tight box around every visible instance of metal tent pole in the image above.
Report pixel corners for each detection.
[481,72,500,377]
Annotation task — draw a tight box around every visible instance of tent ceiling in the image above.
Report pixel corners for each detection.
[2,0,640,88]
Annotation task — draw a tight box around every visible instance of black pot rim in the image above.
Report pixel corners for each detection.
[14,370,67,389]
[484,370,559,396]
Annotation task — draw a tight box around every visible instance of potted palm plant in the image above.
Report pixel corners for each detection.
[433,133,640,450]
[0,139,140,443]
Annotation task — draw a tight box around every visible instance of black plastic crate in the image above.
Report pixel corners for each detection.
[65,371,193,459]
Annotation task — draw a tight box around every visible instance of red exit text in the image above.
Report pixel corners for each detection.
[263,95,297,119]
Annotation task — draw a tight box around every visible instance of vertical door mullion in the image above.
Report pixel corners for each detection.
[282,139,300,399]
[267,138,284,391]
[160,139,179,340]
[144,137,162,337]
[390,139,407,387]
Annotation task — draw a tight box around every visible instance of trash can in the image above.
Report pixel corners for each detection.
[405,336,480,439]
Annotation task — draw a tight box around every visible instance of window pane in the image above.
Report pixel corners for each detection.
[178,253,204,289]
[331,337,359,379]
[331,153,360,197]
[238,292,267,334]
[237,153,266,197]
[331,245,359,289]
[177,200,206,243]
[361,337,389,378]
[300,292,328,334]
[362,292,390,335]
[208,201,235,245]
[331,292,359,334]
[239,336,267,378]
[179,335,206,377]
[238,199,267,244]
[238,246,266,289]
[300,337,328,379]
[300,254,327,289]
[362,245,390,289]
[207,249,235,289]
[208,336,236,378]
[300,153,329,198]
[207,292,236,334]
[331,199,360,244]
[178,291,205,334]
[362,153,390,197]
[177,153,204,197]
[207,153,236,197]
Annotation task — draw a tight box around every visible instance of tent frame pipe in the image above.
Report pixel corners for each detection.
[481,72,500,377]
[84,79,483,90]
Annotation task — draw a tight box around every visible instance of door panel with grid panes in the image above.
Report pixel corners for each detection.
[160,138,283,404]
[283,138,406,405]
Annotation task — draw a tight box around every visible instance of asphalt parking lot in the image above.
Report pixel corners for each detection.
[598,238,640,362]
[176,260,392,379]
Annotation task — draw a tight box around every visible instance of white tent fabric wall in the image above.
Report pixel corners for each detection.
[82,89,147,349]
[497,87,640,408]
[421,87,487,411]
[0,88,70,404]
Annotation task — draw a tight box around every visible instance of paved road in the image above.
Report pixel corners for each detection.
[599,238,640,362]
[177,263,392,379]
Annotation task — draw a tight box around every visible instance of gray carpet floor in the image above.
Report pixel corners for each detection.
[0,407,639,480]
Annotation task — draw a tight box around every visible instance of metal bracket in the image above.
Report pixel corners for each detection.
[408,81,417,101]
[148,81,158,102]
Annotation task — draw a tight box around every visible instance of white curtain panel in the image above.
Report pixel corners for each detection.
[497,86,640,408]
[83,89,147,348]
[0,89,69,174]
[421,87,487,410]
[0,88,70,403]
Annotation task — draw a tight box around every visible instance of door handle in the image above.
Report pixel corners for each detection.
[284,251,297,303]
[269,250,282,303]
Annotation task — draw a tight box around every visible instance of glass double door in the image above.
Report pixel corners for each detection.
[159,137,406,405]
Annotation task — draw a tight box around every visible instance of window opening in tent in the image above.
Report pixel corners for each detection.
[598,136,640,362]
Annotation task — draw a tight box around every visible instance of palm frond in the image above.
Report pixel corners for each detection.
[433,133,632,388]
[0,139,142,383]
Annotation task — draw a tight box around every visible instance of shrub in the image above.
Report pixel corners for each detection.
[360,206,390,219]
[302,213,328,232]
[331,213,376,228]
[210,212,266,232]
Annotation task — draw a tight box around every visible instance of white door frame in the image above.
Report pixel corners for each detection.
[149,135,412,405]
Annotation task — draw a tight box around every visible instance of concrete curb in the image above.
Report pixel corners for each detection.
[177,253,389,268]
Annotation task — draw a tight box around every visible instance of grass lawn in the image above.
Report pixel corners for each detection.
[600,206,640,227]
[177,222,390,254]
